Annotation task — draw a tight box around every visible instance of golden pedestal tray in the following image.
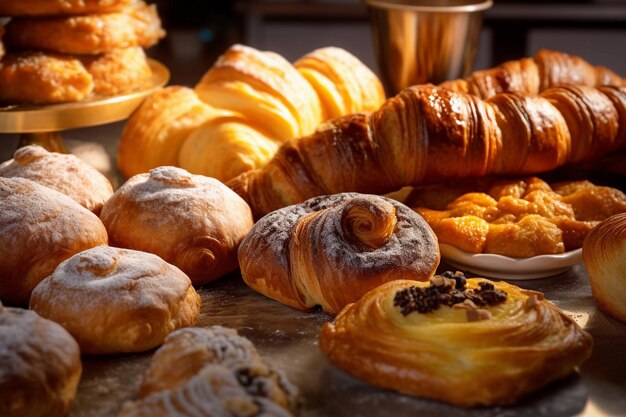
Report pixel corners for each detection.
[0,59,169,152]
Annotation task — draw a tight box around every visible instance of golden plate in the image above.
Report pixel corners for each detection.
[0,59,169,133]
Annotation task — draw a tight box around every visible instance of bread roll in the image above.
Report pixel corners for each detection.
[0,145,113,214]
[0,177,108,305]
[100,166,254,285]
[0,304,82,417]
[583,212,626,323]
[30,246,201,354]
[320,273,593,407]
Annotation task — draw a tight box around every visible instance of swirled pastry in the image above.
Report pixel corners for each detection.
[406,177,626,257]
[238,193,439,314]
[117,86,217,178]
[320,273,593,407]
[583,213,626,323]
[0,52,94,104]
[3,1,165,55]
[100,166,254,285]
[0,304,82,417]
[30,246,201,354]
[118,326,298,417]
[80,47,152,96]
[0,145,113,214]
[0,177,108,305]
[0,0,133,16]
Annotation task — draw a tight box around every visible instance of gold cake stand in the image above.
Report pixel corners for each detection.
[0,59,169,152]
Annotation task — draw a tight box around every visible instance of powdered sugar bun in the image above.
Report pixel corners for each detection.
[30,245,201,355]
[0,145,114,214]
[0,177,108,306]
[0,306,82,417]
[100,166,254,285]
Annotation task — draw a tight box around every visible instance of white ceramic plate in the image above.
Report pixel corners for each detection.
[439,244,583,280]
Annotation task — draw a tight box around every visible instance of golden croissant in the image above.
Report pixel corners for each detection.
[238,193,439,314]
[117,44,385,181]
[320,273,593,407]
[228,82,626,218]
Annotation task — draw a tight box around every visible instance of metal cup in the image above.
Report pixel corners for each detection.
[366,0,492,96]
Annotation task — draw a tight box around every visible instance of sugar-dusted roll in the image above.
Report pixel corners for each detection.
[0,304,82,417]
[100,166,254,285]
[320,273,593,407]
[30,246,201,354]
[0,145,113,214]
[118,326,298,417]
[238,193,440,314]
[0,177,108,305]
[583,212,626,323]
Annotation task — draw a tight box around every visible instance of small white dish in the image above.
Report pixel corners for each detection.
[439,244,583,280]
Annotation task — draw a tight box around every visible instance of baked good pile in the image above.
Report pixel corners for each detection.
[0,0,164,104]
[1,44,625,416]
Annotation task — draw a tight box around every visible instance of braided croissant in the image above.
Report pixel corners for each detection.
[229,82,626,218]
[238,193,439,314]
[117,44,384,181]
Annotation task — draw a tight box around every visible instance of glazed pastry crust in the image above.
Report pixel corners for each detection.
[0,0,132,16]
[3,1,165,55]
[80,47,152,96]
[0,145,114,214]
[0,306,82,417]
[320,278,593,407]
[118,326,297,417]
[100,166,254,285]
[30,246,201,355]
[0,177,108,305]
[583,213,626,323]
[238,193,439,314]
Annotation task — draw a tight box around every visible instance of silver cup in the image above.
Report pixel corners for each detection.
[366,0,492,96]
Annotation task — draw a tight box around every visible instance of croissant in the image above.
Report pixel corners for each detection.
[117,44,385,181]
[238,193,439,314]
[320,273,593,407]
[440,49,624,99]
[228,83,626,218]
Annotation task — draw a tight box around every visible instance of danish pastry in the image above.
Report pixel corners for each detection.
[407,177,626,257]
[0,304,82,417]
[3,1,165,55]
[30,246,201,354]
[100,166,254,285]
[238,193,439,314]
[0,145,114,214]
[118,326,298,417]
[0,52,94,104]
[80,47,153,96]
[583,213,626,323]
[0,177,108,305]
[320,273,593,407]
[0,0,133,16]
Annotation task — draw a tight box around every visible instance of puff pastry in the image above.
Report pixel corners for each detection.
[100,166,254,285]
[118,326,298,417]
[320,273,593,407]
[583,213,626,323]
[239,193,439,314]
[30,246,201,354]
[0,177,108,305]
[3,1,165,55]
[80,47,153,96]
[0,304,82,417]
[0,145,114,214]
[0,0,133,16]
[407,177,626,257]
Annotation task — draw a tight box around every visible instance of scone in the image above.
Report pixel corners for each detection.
[239,193,440,314]
[30,246,201,354]
[0,177,108,305]
[320,272,593,407]
[118,326,298,417]
[100,166,254,285]
[0,303,82,417]
[0,0,133,16]
[0,145,113,214]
